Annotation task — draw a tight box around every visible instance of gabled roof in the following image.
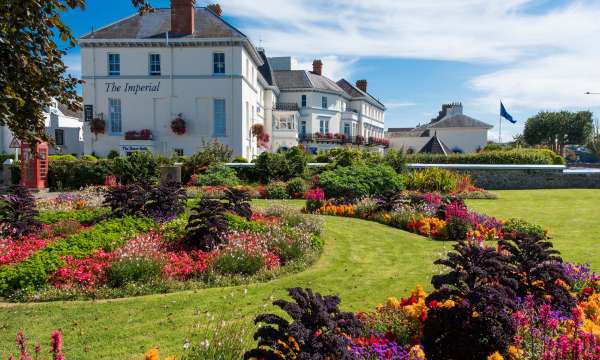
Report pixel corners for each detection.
[428,114,493,129]
[419,134,451,155]
[273,70,346,94]
[336,79,385,109]
[80,8,246,40]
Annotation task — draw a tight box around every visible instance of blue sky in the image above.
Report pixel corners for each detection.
[59,0,600,142]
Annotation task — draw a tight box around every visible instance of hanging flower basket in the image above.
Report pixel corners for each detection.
[171,115,186,135]
[125,129,153,140]
[251,124,270,149]
[90,118,106,135]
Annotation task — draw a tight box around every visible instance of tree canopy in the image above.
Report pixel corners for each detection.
[0,0,149,146]
[523,111,593,155]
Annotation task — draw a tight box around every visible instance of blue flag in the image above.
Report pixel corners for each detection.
[500,102,516,124]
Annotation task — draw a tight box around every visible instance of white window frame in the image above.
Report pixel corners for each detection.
[301,95,307,108]
[108,98,122,135]
[319,118,329,134]
[108,53,120,76]
[213,52,225,74]
[54,129,65,146]
[213,98,226,137]
[149,53,161,76]
[322,96,327,109]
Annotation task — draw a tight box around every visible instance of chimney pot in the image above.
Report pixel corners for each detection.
[356,79,368,92]
[312,59,323,76]
[171,0,196,35]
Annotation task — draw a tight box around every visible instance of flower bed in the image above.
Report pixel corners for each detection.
[2,186,323,302]
[308,190,507,242]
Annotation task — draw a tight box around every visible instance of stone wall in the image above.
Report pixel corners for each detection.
[407,164,600,190]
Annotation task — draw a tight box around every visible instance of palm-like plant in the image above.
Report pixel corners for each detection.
[0,185,40,237]
[223,188,252,220]
[185,199,229,251]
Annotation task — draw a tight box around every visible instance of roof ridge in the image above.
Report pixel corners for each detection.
[303,70,316,88]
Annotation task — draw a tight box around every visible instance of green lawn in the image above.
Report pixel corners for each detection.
[0,190,598,358]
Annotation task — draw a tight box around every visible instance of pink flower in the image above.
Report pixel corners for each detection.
[51,331,64,360]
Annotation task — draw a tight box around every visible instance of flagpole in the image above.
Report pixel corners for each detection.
[499,101,502,143]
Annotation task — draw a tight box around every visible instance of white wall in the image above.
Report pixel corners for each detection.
[82,44,261,159]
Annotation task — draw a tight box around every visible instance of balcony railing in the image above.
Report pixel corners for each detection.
[298,133,389,147]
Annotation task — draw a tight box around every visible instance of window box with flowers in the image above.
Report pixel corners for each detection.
[124,129,153,141]
[171,114,186,135]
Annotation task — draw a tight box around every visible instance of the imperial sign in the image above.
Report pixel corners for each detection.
[105,82,161,95]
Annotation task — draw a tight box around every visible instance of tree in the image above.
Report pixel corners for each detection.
[0,0,149,146]
[523,111,593,155]
[589,118,600,161]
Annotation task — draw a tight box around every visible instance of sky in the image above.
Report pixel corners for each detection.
[59,0,600,142]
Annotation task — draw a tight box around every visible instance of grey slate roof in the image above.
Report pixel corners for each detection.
[257,50,275,86]
[336,79,385,109]
[428,114,493,129]
[57,103,82,119]
[81,8,246,40]
[273,70,346,94]
[419,134,451,155]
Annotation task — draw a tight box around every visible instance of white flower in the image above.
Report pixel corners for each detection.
[183,339,191,349]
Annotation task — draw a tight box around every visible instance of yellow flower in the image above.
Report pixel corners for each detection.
[507,345,522,360]
[440,300,456,309]
[408,345,426,360]
[487,351,504,360]
[144,348,160,360]
[472,311,480,318]
[387,297,400,308]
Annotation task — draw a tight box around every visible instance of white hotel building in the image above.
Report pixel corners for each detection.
[79,0,386,158]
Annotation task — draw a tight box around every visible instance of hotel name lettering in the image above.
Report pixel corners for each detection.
[104,82,161,95]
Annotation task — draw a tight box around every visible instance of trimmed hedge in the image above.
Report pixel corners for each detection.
[0,216,155,296]
[406,148,564,165]
[318,164,405,200]
[48,160,111,190]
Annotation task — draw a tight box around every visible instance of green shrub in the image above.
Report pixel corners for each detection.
[383,148,407,173]
[48,160,111,190]
[196,163,240,186]
[254,146,308,183]
[107,257,163,288]
[0,216,154,295]
[502,218,546,239]
[265,181,289,199]
[80,154,97,161]
[406,168,459,193]
[49,154,77,162]
[37,208,109,225]
[0,153,15,164]
[406,148,565,165]
[232,156,247,163]
[214,250,264,275]
[318,164,405,200]
[110,151,159,185]
[274,240,304,263]
[107,150,120,159]
[160,216,188,243]
[225,213,267,233]
[182,142,233,182]
[286,177,307,198]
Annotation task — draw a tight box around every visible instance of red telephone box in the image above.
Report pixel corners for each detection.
[20,142,48,190]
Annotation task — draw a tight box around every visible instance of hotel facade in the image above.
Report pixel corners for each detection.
[80,0,386,158]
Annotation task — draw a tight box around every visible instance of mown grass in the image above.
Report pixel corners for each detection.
[0,190,598,358]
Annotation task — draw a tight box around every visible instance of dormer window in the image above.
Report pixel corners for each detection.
[108,54,120,76]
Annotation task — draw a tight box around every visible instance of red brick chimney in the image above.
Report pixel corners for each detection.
[312,59,323,76]
[171,0,196,35]
[356,79,368,92]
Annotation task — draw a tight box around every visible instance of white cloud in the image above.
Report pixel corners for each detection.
[385,101,417,109]
[219,0,600,111]
[294,56,357,80]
